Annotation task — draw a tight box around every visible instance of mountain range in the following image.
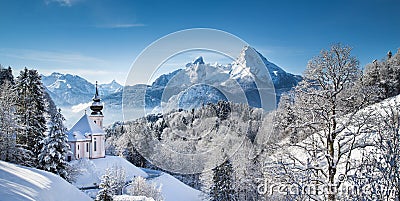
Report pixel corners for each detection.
[41,46,301,126]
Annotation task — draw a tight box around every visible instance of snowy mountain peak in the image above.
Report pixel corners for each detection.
[231,46,269,80]
[231,46,302,89]
[193,56,205,65]
[50,72,63,78]
[99,80,123,95]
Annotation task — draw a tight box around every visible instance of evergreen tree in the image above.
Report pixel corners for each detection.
[38,109,70,179]
[362,49,400,99]
[14,68,47,165]
[210,159,235,201]
[0,81,17,162]
[0,68,32,166]
[43,89,58,120]
[0,65,14,85]
[96,168,114,201]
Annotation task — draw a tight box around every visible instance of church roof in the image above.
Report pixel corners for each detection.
[67,114,105,142]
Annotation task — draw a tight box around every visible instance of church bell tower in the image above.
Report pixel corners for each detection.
[89,81,104,128]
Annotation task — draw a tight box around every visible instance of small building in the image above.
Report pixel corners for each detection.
[66,82,106,161]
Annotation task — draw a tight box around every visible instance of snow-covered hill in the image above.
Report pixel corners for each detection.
[0,160,92,201]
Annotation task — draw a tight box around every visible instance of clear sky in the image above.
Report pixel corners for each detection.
[1,0,399,84]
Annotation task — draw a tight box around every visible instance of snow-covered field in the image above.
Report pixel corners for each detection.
[0,160,91,201]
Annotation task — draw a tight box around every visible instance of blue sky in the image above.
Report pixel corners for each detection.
[0,0,399,84]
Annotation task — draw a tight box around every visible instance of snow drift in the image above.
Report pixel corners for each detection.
[0,160,91,201]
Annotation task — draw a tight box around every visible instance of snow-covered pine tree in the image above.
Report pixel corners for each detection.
[96,168,115,201]
[0,80,17,162]
[210,159,235,201]
[0,65,14,85]
[14,68,47,166]
[38,108,70,180]
[362,49,400,99]
[43,89,58,120]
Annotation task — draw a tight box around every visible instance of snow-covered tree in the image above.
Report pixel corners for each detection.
[348,102,400,200]
[0,71,34,166]
[109,165,126,195]
[127,176,163,201]
[362,49,400,99]
[97,168,115,201]
[14,68,47,165]
[267,44,374,200]
[38,108,70,180]
[0,65,14,85]
[210,159,235,201]
[0,81,17,162]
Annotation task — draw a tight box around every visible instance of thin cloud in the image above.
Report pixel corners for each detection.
[95,23,146,29]
[0,48,105,64]
[71,102,92,113]
[45,0,82,6]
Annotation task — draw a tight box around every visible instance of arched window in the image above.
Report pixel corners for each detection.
[94,138,97,151]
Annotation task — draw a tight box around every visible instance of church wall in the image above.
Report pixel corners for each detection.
[91,135,105,158]
[75,141,90,159]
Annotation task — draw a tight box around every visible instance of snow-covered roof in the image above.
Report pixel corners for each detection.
[68,114,105,142]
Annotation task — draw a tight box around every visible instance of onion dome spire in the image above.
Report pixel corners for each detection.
[90,81,103,115]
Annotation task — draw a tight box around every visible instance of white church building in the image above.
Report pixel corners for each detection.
[67,82,106,161]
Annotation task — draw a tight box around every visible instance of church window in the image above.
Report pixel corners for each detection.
[86,143,89,152]
[94,138,97,151]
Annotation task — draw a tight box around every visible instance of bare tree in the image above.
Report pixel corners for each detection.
[349,100,400,200]
[266,44,376,200]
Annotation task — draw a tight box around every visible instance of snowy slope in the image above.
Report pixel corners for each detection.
[0,160,91,201]
[147,173,203,201]
[71,155,148,187]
